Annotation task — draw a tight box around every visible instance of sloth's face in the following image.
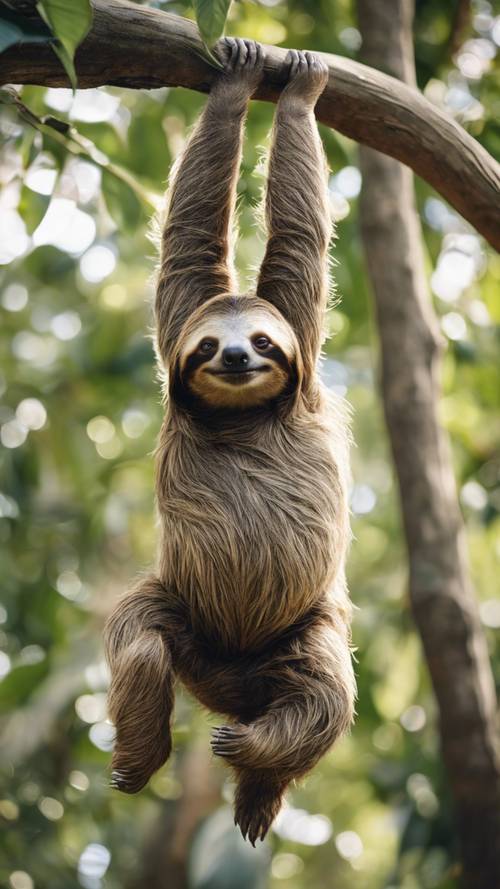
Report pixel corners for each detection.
[176,297,299,410]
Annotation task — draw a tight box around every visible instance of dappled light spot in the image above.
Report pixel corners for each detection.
[424,198,460,234]
[96,436,123,460]
[431,233,484,302]
[33,198,96,255]
[0,656,11,681]
[86,422,124,457]
[1,420,28,449]
[493,16,500,45]
[51,311,82,341]
[80,245,116,283]
[273,806,333,845]
[69,771,90,792]
[86,416,115,444]
[88,721,115,752]
[467,299,490,326]
[320,357,349,395]
[456,38,495,80]
[45,88,120,124]
[1,284,28,312]
[271,852,304,879]
[16,398,47,431]
[0,492,19,520]
[329,192,350,221]
[85,661,110,691]
[38,797,64,821]
[0,799,18,820]
[19,645,45,666]
[0,211,29,265]
[441,312,467,341]
[335,830,363,861]
[75,693,108,725]
[407,773,439,818]
[9,873,32,889]
[25,167,57,197]
[432,254,475,302]
[372,722,403,752]
[461,480,487,510]
[350,484,376,516]
[78,844,111,889]
[100,284,128,310]
[339,27,362,51]
[12,331,59,367]
[56,570,83,601]
[400,705,426,732]
[121,408,150,439]
[66,160,102,205]
[331,166,362,200]
[480,599,500,629]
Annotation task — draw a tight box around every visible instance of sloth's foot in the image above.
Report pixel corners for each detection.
[110,732,172,794]
[110,764,149,794]
[234,771,286,846]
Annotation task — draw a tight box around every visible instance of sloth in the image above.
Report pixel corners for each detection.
[104,38,356,845]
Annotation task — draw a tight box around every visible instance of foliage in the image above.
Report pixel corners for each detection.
[0,0,92,89]
[193,0,232,48]
[0,2,499,889]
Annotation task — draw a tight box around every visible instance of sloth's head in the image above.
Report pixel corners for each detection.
[172,294,301,412]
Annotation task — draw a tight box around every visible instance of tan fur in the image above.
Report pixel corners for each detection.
[104,41,356,844]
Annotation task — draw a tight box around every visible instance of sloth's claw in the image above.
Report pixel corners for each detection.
[210,724,244,760]
[110,766,147,794]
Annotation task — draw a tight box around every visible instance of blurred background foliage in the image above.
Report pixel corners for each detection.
[1,1,499,888]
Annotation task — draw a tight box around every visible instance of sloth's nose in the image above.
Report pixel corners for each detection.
[222,346,249,368]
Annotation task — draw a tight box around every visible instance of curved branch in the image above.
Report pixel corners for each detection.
[1,0,499,249]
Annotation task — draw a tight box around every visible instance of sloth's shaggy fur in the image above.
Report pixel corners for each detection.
[104,40,356,844]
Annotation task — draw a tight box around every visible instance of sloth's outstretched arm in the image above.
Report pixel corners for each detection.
[103,575,174,793]
[257,51,331,379]
[156,38,264,362]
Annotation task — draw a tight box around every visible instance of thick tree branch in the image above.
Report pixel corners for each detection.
[0,0,499,250]
[357,1,500,886]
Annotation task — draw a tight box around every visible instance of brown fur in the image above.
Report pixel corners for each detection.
[104,40,356,844]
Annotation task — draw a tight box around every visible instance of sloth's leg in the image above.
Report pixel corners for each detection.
[211,612,355,843]
[103,575,175,794]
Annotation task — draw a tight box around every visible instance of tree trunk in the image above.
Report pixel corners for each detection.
[357,1,500,886]
[1,0,499,249]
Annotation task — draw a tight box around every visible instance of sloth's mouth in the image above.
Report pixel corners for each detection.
[206,366,270,387]
[208,366,269,378]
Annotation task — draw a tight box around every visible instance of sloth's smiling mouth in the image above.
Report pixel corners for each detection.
[207,366,270,377]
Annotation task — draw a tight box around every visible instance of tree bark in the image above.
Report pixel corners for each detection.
[357,2,500,887]
[0,0,499,249]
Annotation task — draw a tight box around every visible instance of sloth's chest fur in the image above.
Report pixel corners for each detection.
[156,405,350,651]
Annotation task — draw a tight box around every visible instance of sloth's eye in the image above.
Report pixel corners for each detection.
[254,336,270,350]
[199,340,216,353]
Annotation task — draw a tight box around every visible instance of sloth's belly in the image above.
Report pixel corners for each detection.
[158,439,348,651]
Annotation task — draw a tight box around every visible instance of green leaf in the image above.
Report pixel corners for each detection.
[102,168,142,233]
[37,0,92,89]
[19,184,51,235]
[51,39,77,90]
[0,7,53,53]
[193,0,232,48]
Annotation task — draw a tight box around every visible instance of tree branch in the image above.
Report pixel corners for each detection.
[357,1,500,886]
[0,0,499,250]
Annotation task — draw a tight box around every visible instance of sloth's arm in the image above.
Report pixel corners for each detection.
[156,39,263,362]
[257,52,331,375]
